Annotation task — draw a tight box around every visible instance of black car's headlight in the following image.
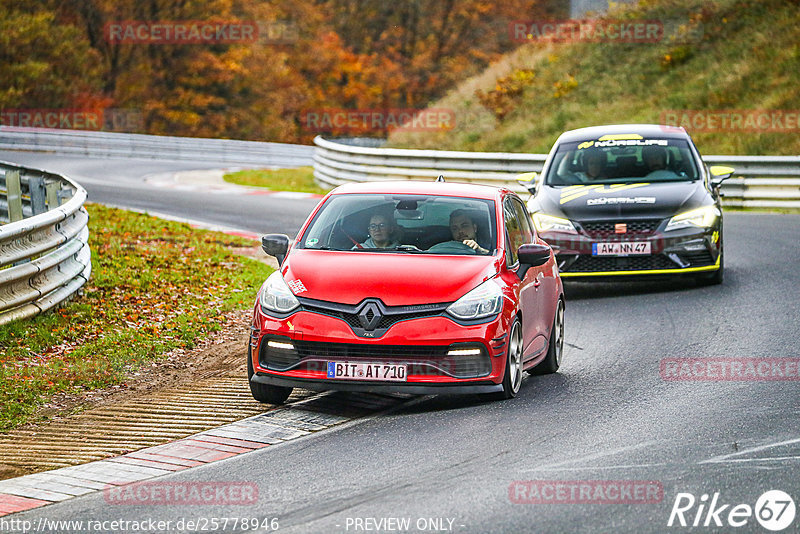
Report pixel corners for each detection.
[259,271,300,314]
[665,206,720,231]
[532,213,577,234]
[446,280,503,321]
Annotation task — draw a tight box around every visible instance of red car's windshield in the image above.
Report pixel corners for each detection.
[299,194,497,255]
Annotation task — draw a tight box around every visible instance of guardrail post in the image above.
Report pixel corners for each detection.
[45,181,61,208]
[29,176,47,215]
[57,188,72,205]
[5,170,23,222]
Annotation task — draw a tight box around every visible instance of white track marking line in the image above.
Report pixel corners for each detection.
[704,456,800,464]
[524,463,669,472]
[520,441,658,472]
[700,437,800,464]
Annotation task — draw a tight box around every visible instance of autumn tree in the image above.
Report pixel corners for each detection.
[2,0,567,141]
[0,1,104,110]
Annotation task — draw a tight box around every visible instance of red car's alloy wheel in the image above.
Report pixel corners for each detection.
[492,318,523,400]
[530,299,564,376]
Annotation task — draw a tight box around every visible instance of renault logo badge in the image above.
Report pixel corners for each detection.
[357,302,382,330]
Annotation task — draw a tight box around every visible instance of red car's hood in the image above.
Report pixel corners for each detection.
[281,250,499,306]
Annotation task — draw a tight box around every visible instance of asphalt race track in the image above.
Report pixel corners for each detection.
[0,150,320,237]
[3,150,799,533]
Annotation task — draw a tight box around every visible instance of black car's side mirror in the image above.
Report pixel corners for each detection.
[262,234,290,266]
[517,243,551,279]
[709,165,735,189]
[516,172,539,196]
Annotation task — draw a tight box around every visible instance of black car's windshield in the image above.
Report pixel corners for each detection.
[299,194,496,255]
[545,138,700,185]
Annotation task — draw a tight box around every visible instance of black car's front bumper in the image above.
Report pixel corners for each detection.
[542,224,721,278]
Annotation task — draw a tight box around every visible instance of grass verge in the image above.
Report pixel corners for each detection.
[0,203,273,432]
[223,166,329,195]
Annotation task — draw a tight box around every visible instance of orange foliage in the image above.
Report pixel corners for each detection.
[3,0,567,141]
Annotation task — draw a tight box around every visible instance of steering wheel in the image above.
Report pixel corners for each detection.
[427,240,477,254]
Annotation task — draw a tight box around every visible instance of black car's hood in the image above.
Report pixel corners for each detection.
[534,181,708,221]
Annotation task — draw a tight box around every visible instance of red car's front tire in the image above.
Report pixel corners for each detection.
[483,318,523,401]
[529,299,564,376]
[248,344,292,404]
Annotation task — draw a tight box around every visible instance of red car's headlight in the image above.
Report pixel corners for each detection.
[259,272,300,314]
[446,279,503,321]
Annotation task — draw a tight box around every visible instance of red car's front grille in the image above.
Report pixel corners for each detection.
[300,299,448,334]
[258,338,491,378]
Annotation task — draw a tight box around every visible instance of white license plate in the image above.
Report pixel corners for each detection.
[592,242,651,256]
[326,362,407,382]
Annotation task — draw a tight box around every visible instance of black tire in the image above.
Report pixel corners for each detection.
[481,318,523,401]
[247,344,292,404]
[529,299,564,376]
[696,250,724,286]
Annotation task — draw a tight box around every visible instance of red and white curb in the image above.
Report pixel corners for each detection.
[0,392,409,516]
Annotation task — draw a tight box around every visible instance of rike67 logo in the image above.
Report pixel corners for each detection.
[668,490,796,531]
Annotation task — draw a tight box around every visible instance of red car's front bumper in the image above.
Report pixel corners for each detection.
[249,307,511,395]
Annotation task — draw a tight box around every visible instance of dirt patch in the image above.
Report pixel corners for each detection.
[0,246,281,481]
[15,243,274,428]
[0,310,260,481]
[24,309,251,427]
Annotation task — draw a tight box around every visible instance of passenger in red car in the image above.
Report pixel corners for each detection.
[359,213,400,249]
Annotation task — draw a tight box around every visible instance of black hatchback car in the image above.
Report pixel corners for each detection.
[523,124,734,284]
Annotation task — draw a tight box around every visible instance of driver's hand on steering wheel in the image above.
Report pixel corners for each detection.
[463,240,488,254]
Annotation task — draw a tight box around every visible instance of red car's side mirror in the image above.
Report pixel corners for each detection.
[517,243,551,279]
[262,234,290,266]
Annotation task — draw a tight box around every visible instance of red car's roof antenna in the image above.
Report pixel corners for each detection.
[436,175,445,182]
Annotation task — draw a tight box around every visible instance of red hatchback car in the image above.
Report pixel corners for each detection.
[248,181,565,403]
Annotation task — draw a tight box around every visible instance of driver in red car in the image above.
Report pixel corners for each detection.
[448,210,489,254]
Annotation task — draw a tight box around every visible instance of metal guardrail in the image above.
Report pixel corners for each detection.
[0,127,314,168]
[313,136,800,208]
[0,160,91,325]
